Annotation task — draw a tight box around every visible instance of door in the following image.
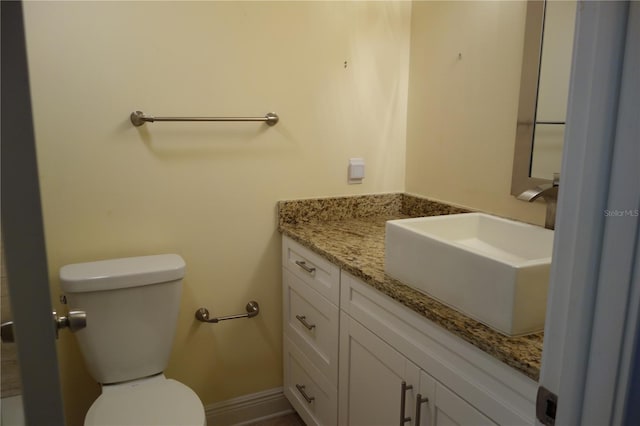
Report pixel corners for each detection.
[338,312,420,426]
[1,1,65,424]
[539,1,639,424]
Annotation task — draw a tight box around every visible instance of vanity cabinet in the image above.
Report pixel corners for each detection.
[339,271,536,425]
[339,312,496,426]
[281,236,537,426]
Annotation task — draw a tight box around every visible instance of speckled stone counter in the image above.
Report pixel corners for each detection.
[278,193,543,381]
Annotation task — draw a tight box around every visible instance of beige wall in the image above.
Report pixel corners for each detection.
[22,1,550,423]
[23,2,410,424]
[405,1,546,225]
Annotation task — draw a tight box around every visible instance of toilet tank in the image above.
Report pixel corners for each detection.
[60,254,185,385]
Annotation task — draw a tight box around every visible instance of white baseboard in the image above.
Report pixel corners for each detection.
[205,387,294,426]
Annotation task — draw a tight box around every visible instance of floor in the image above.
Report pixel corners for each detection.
[249,412,305,426]
[0,342,21,398]
[0,395,25,426]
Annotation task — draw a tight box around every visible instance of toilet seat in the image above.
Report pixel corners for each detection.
[84,375,205,426]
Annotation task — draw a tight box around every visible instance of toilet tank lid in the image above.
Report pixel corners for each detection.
[60,254,185,293]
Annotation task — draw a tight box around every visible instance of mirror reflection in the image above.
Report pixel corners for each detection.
[512,0,577,195]
[531,0,577,179]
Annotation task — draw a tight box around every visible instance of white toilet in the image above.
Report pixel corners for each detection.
[60,254,206,426]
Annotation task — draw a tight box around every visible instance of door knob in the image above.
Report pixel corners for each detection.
[53,310,87,337]
[0,310,86,343]
[1,321,15,342]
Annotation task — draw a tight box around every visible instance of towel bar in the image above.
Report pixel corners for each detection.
[130,111,279,127]
[195,301,259,324]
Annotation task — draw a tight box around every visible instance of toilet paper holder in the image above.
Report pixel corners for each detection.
[195,301,259,324]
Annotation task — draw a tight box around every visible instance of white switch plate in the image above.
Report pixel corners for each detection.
[348,158,365,184]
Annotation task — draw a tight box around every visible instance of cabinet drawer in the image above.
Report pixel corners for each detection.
[282,236,340,305]
[284,337,338,426]
[283,269,339,385]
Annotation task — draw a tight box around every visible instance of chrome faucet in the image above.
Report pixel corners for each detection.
[517,173,560,230]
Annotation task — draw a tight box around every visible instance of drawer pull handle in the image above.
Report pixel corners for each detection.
[295,384,315,404]
[296,315,316,330]
[295,260,316,274]
[400,381,413,425]
[415,394,429,425]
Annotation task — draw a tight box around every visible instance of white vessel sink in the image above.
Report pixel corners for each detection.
[384,213,554,336]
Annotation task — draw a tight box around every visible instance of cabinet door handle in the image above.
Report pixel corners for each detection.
[295,260,316,274]
[295,384,315,404]
[415,393,429,426]
[400,381,413,425]
[296,315,316,330]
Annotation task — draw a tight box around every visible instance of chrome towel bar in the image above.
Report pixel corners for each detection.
[195,301,259,324]
[130,111,279,127]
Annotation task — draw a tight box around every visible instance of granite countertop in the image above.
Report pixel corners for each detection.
[278,194,543,381]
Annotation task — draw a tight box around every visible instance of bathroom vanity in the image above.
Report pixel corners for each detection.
[279,194,542,426]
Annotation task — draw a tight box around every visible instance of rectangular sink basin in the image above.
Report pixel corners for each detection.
[385,213,554,336]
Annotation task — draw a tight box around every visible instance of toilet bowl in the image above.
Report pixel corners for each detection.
[85,375,204,426]
[60,254,205,426]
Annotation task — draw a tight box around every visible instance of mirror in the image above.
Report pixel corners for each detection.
[511,0,577,196]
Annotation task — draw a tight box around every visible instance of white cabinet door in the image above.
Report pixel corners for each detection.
[415,371,436,426]
[416,371,497,426]
[340,312,497,426]
[432,373,497,426]
[339,312,420,426]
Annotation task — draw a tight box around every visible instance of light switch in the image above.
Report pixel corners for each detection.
[348,158,365,184]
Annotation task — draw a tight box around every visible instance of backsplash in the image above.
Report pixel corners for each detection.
[278,193,470,227]
[400,193,472,217]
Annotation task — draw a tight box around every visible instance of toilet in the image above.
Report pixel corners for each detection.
[60,254,206,426]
